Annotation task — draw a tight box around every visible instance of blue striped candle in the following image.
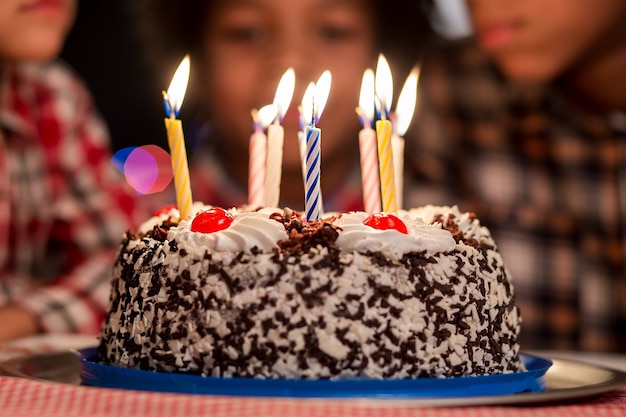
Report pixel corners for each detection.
[300,71,331,221]
[304,124,321,221]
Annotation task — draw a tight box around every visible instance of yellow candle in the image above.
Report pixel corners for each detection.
[163,55,192,220]
[376,118,397,213]
[375,54,397,213]
[164,117,192,219]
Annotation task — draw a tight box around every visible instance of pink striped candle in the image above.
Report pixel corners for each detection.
[248,105,277,207]
[357,69,381,213]
[359,126,381,213]
[247,129,266,207]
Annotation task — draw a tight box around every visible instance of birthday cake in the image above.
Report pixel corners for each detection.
[98,204,524,379]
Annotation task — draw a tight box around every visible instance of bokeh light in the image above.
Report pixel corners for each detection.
[112,145,173,194]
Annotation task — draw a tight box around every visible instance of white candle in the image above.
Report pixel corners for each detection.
[263,69,295,208]
[391,135,405,209]
[392,66,419,210]
[264,123,284,207]
[297,130,307,183]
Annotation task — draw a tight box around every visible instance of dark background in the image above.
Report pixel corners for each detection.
[60,1,167,152]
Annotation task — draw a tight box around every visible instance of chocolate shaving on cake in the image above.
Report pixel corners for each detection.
[145,218,179,241]
[271,210,341,256]
[432,212,488,250]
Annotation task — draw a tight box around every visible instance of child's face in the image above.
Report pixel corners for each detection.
[467,0,626,83]
[200,0,376,172]
[0,0,76,63]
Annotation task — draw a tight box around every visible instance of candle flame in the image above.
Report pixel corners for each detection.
[165,55,191,116]
[258,104,278,128]
[273,68,296,121]
[314,70,332,122]
[358,69,375,124]
[301,82,315,127]
[395,67,420,137]
[375,54,393,116]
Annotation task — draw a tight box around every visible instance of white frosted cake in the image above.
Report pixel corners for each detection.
[98,204,524,379]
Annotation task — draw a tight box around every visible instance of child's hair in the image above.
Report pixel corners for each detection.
[135,0,435,88]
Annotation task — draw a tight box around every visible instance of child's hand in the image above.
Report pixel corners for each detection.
[0,305,39,343]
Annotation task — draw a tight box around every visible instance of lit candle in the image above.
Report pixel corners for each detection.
[297,96,311,186]
[264,68,295,208]
[248,104,277,207]
[162,55,193,220]
[299,89,326,215]
[356,68,382,213]
[374,54,397,213]
[303,71,331,221]
[392,66,419,209]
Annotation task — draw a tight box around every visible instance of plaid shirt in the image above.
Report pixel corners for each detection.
[407,39,626,352]
[0,62,141,335]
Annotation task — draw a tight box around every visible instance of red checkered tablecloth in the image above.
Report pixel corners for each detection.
[1,376,625,417]
[1,337,625,417]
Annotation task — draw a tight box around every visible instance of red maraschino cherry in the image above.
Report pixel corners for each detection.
[191,207,234,233]
[153,204,178,217]
[363,213,408,234]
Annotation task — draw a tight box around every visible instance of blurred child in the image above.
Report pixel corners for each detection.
[410,0,626,351]
[0,0,141,341]
[138,0,433,211]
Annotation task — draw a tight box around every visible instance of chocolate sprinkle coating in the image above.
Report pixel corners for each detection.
[99,207,524,379]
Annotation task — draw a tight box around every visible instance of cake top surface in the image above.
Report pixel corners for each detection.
[133,204,491,260]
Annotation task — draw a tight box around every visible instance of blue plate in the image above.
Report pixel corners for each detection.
[77,347,551,398]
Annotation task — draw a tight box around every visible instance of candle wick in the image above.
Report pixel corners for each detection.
[162,90,172,118]
[356,106,370,129]
[251,109,261,131]
[374,94,388,121]
[275,105,283,125]
[162,90,179,119]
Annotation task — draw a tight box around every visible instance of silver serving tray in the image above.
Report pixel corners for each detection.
[1,350,625,407]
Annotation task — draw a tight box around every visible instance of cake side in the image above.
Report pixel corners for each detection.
[98,205,524,379]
